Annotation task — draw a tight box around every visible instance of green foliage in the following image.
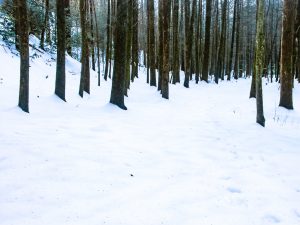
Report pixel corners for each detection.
[0,7,15,47]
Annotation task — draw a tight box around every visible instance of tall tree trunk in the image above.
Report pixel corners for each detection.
[234,0,240,80]
[255,0,266,127]
[55,0,66,101]
[296,0,300,83]
[183,0,196,88]
[201,0,212,82]
[90,1,96,71]
[250,0,259,98]
[79,0,90,97]
[124,0,133,96]
[40,0,49,50]
[226,0,237,80]
[148,0,156,86]
[161,0,171,99]
[172,0,180,84]
[110,0,128,110]
[131,0,139,81]
[158,0,163,91]
[216,0,227,83]
[104,0,111,81]
[279,0,294,109]
[17,0,29,113]
[66,0,72,56]
[183,0,190,87]
[195,0,202,84]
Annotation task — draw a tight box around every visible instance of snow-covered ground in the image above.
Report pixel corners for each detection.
[0,39,300,225]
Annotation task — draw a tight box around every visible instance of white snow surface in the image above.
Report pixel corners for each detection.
[0,40,300,225]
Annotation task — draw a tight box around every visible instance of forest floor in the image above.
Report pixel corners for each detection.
[0,37,300,225]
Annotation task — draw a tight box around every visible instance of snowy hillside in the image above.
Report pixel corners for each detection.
[0,39,300,225]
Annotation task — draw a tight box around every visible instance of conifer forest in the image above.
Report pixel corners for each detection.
[0,1,300,225]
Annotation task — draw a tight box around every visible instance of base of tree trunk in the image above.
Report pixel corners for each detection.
[110,100,127,110]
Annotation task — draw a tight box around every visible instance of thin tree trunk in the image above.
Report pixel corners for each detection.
[216,0,227,83]
[148,0,156,86]
[104,0,111,81]
[79,0,90,97]
[161,0,171,99]
[66,0,72,56]
[131,0,139,81]
[40,0,49,50]
[255,0,266,127]
[226,0,237,80]
[202,0,212,82]
[172,0,180,84]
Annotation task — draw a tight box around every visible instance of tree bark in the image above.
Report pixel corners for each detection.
[79,0,90,97]
[161,0,171,99]
[131,0,139,81]
[17,0,29,113]
[172,0,180,84]
[148,0,156,86]
[279,0,294,109]
[55,0,66,101]
[110,0,128,110]
[201,0,212,82]
[255,0,266,127]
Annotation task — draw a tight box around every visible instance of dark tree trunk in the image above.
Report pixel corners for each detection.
[216,0,227,83]
[104,0,111,81]
[40,0,49,50]
[131,0,139,81]
[172,0,180,84]
[17,0,29,113]
[201,0,212,82]
[195,0,202,84]
[158,0,163,91]
[110,0,128,110]
[234,0,240,80]
[226,0,237,80]
[124,0,133,97]
[148,0,156,86]
[279,0,294,109]
[295,0,300,83]
[161,0,171,99]
[255,0,266,127]
[66,0,72,56]
[183,0,196,88]
[90,1,96,71]
[55,0,66,101]
[79,0,90,97]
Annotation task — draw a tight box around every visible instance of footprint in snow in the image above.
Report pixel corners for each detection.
[263,215,280,224]
[227,187,242,193]
[294,210,300,218]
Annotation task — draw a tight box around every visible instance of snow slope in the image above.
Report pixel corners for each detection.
[0,39,300,225]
